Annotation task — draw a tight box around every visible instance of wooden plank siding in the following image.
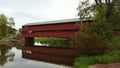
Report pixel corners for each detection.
[22,22,80,38]
[22,22,78,31]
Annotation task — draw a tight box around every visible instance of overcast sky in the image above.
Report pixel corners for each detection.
[0,0,94,29]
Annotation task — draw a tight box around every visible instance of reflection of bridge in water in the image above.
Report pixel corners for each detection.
[22,18,92,66]
[22,46,79,66]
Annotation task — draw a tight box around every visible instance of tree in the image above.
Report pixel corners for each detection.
[94,0,120,30]
[95,0,112,18]
[77,0,93,21]
[108,0,120,30]
[95,0,111,5]
[0,14,8,39]
[77,0,120,40]
[8,18,15,27]
[72,0,118,55]
[0,14,16,40]
[7,26,17,35]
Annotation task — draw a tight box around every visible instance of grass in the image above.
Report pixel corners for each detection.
[74,56,97,68]
[74,50,120,68]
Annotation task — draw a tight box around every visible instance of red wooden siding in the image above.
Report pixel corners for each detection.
[22,31,77,38]
[23,22,78,31]
[22,22,80,38]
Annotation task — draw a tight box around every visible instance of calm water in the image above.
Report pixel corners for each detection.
[0,45,72,68]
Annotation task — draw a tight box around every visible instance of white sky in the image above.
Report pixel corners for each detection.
[0,0,94,29]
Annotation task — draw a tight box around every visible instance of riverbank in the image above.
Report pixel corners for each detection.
[1,34,120,68]
[74,47,120,68]
[0,34,25,46]
[0,44,72,68]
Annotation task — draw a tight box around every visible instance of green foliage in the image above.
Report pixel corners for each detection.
[83,4,115,41]
[35,37,71,48]
[74,56,97,68]
[0,14,8,39]
[107,36,120,51]
[74,36,120,68]
[95,50,120,64]
[0,14,16,40]
[108,0,120,30]
[74,0,120,68]
[96,55,120,64]
[88,20,114,41]
[72,32,108,55]
[74,51,120,68]
[7,26,17,35]
[77,0,93,20]
[74,0,116,56]
[94,0,120,30]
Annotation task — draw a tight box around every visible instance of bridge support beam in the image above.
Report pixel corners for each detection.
[25,37,34,46]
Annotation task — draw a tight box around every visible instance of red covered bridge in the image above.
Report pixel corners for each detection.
[22,18,80,38]
[22,18,92,66]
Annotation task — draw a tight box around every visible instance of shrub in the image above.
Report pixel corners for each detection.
[72,32,108,55]
[74,53,120,68]
[95,54,120,64]
[110,36,120,50]
[74,56,97,68]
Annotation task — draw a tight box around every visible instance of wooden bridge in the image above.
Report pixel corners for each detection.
[22,18,92,66]
[22,18,80,37]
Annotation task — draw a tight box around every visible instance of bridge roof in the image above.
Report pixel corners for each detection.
[23,18,79,26]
